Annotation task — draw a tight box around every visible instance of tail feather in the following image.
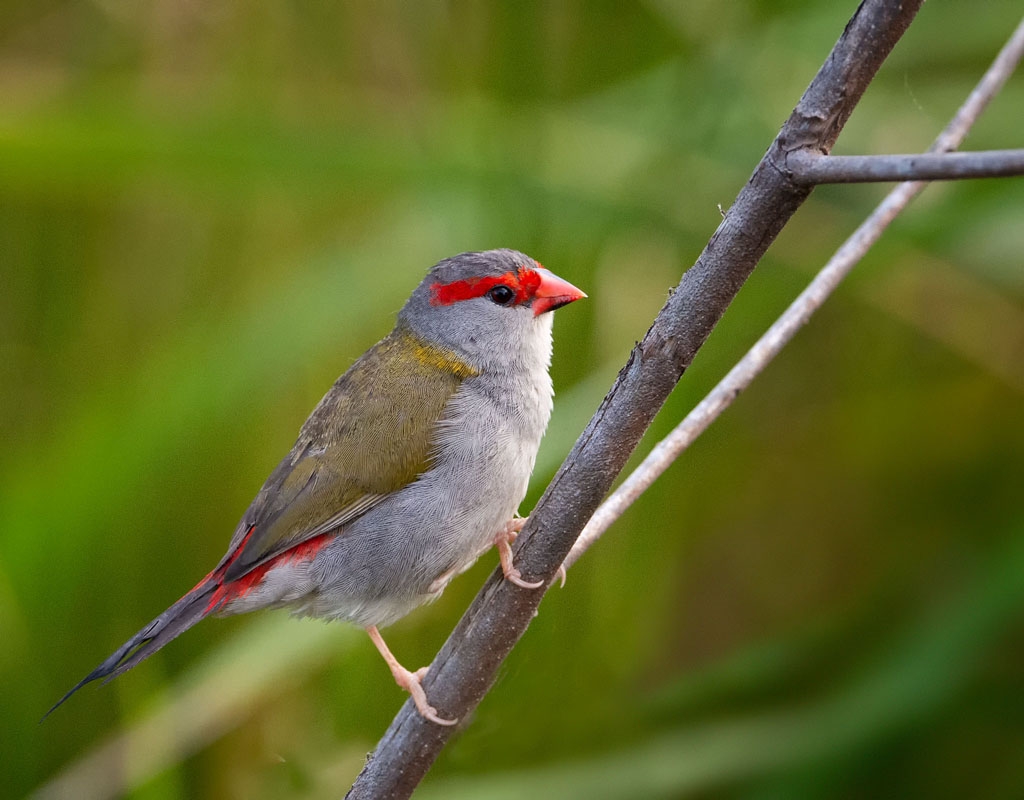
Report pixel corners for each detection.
[44,581,217,719]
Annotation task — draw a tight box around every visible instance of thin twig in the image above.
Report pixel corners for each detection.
[346,2,924,797]
[788,149,1024,183]
[566,17,1024,568]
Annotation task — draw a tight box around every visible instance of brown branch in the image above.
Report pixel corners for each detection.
[566,15,1024,572]
[788,149,1024,183]
[345,1,925,797]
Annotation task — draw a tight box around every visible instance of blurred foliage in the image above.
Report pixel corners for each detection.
[2,1,1023,798]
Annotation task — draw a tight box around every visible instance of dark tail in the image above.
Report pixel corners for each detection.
[44,580,217,719]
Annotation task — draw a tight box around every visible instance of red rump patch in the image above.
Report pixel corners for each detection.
[430,267,541,307]
[204,531,331,613]
[190,524,258,594]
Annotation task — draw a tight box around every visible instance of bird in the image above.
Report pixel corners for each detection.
[49,249,586,726]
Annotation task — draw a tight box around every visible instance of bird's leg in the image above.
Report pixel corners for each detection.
[495,517,568,589]
[365,626,457,726]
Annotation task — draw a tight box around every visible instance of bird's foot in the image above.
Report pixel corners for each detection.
[366,626,457,726]
[493,518,544,589]
[427,565,457,594]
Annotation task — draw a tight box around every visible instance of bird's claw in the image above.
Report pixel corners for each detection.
[394,665,457,727]
[494,520,543,589]
[505,566,545,590]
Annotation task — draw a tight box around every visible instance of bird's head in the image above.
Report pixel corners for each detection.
[399,250,586,371]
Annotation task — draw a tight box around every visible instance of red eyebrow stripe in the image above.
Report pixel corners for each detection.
[430,268,541,306]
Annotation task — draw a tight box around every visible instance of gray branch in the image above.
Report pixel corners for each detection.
[788,149,1024,183]
[346,1,925,797]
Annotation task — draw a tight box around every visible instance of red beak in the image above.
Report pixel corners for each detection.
[532,268,587,316]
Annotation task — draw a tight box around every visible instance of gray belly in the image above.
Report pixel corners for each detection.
[295,374,550,627]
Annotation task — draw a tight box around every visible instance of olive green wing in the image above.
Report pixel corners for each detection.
[222,329,478,581]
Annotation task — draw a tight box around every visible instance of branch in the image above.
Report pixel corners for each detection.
[346,1,924,797]
[566,15,1024,571]
[788,149,1024,183]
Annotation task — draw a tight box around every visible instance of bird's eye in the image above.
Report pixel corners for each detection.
[486,285,516,306]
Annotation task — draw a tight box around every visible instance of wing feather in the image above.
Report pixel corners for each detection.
[222,327,477,581]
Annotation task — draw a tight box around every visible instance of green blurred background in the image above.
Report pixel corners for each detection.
[3,1,1023,798]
